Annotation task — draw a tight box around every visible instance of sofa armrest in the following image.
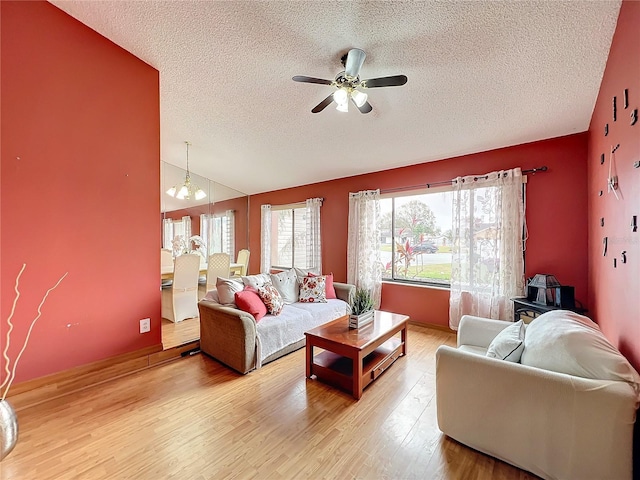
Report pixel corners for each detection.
[457,315,513,348]
[333,282,355,305]
[435,345,637,480]
[198,300,258,374]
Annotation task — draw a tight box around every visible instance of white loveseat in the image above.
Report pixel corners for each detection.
[435,312,640,480]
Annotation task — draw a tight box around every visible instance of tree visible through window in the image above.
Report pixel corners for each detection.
[379,189,453,285]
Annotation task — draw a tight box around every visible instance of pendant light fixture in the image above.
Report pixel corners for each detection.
[166,141,207,201]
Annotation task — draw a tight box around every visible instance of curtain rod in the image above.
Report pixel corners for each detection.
[380,166,548,194]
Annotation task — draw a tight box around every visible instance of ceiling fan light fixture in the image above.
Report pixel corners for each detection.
[336,102,349,113]
[351,90,368,108]
[333,88,349,106]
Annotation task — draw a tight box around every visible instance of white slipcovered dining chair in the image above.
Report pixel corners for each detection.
[161,249,174,288]
[203,253,231,294]
[235,249,250,277]
[162,254,200,323]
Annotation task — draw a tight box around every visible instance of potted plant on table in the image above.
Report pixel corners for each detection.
[349,287,375,329]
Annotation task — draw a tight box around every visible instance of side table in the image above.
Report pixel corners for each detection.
[511,297,587,323]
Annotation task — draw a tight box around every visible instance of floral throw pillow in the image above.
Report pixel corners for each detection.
[298,276,327,303]
[257,282,284,315]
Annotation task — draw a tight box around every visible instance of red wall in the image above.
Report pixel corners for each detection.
[249,134,589,328]
[1,1,161,385]
[587,0,640,371]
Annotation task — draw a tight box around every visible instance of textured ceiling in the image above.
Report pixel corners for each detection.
[50,0,621,196]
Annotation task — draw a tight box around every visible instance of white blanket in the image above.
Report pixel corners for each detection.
[255,299,348,367]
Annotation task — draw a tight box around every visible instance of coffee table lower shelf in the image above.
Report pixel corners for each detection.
[310,337,402,395]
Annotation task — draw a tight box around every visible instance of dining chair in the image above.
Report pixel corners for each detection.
[236,249,250,276]
[203,253,232,294]
[162,254,201,322]
[161,248,174,288]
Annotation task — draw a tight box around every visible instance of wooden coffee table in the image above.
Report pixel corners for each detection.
[305,311,409,400]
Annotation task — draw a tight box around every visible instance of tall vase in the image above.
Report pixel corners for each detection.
[0,399,18,461]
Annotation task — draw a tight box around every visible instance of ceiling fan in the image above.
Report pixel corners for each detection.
[292,48,408,114]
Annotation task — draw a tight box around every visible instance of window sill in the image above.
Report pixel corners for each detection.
[382,280,450,291]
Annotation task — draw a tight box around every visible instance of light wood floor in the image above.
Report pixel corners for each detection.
[1,325,537,480]
[162,317,200,350]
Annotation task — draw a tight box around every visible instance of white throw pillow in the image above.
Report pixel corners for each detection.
[486,320,525,362]
[521,310,640,389]
[241,273,271,290]
[269,269,299,304]
[215,277,243,305]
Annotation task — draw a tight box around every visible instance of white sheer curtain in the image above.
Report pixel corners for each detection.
[260,204,272,274]
[201,211,235,258]
[162,218,174,250]
[449,168,526,330]
[347,190,382,309]
[224,209,235,259]
[182,216,191,243]
[305,198,322,272]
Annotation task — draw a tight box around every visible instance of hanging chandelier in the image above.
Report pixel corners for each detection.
[166,141,206,201]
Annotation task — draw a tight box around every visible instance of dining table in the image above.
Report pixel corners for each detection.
[161,261,243,280]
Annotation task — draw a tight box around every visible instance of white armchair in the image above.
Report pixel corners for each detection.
[436,314,639,480]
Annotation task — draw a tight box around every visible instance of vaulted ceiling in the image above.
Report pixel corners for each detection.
[50,1,621,195]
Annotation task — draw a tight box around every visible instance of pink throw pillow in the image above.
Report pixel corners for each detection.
[235,287,267,321]
[309,272,337,299]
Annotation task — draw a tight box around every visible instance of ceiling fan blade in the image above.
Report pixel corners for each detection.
[345,48,366,79]
[292,75,333,85]
[362,75,408,88]
[311,94,335,113]
[351,97,372,114]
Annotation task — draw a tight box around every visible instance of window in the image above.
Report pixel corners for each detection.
[200,211,235,258]
[379,188,454,286]
[270,206,307,269]
[261,199,322,273]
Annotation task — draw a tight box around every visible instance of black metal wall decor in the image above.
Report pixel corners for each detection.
[599,89,637,269]
[624,89,629,109]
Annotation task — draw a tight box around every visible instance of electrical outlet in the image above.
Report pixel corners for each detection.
[139,318,151,334]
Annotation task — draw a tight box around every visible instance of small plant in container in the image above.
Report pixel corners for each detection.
[349,287,375,329]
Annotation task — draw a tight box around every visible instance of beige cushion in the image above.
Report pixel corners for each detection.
[216,277,243,305]
[269,269,298,304]
[293,267,321,283]
[241,273,271,290]
[521,310,640,390]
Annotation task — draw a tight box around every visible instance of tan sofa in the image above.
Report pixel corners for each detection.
[198,282,355,374]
